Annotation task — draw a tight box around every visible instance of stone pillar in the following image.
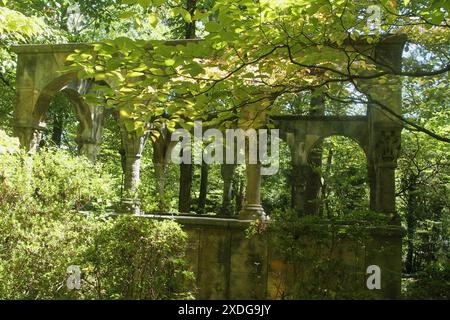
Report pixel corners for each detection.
[287,132,309,216]
[13,53,42,152]
[78,139,101,162]
[373,128,401,215]
[13,124,44,153]
[240,162,266,219]
[304,92,325,215]
[290,160,307,214]
[238,101,268,220]
[363,36,406,217]
[120,128,148,214]
[124,154,142,191]
[76,107,104,163]
[376,163,396,212]
[152,126,172,212]
[59,80,105,162]
[220,164,236,215]
[367,157,377,211]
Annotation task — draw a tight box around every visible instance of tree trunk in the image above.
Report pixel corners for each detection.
[51,110,64,147]
[185,0,196,39]
[179,163,193,213]
[221,164,236,215]
[405,178,417,274]
[152,129,170,212]
[197,161,209,214]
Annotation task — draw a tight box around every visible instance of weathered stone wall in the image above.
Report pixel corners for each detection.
[151,215,403,300]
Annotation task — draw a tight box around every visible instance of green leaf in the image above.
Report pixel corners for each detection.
[205,21,221,33]
[118,11,135,19]
[127,71,144,78]
[148,13,158,27]
[193,9,209,21]
[164,59,176,66]
[185,62,203,77]
[137,0,152,8]
[171,7,192,23]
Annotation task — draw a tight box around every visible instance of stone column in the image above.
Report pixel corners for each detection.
[120,129,148,214]
[78,139,101,163]
[357,35,406,217]
[290,156,307,214]
[373,128,401,214]
[61,80,105,163]
[287,132,308,216]
[240,162,266,219]
[13,53,42,152]
[238,101,268,220]
[13,123,44,153]
[124,153,142,192]
[304,92,325,215]
[77,107,104,163]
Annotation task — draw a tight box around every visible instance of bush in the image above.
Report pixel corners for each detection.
[0,131,195,299]
[0,135,118,214]
[0,211,103,299]
[82,216,195,299]
[0,213,195,299]
[403,263,450,300]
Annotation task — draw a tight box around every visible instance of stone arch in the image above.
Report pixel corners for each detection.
[32,73,79,124]
[306,132,368,162]
[306,134,370,216]
[271,115,370,215]
[29,76,106,162]
[273,115,369,165]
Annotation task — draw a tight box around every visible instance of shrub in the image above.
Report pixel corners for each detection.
[403,263,450,300]
[0,213,195,299]
[0,131,195,299]
[82,216,195,299]
[0,135,119,214]
[0,211,103,299]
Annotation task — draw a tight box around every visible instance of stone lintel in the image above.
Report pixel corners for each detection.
[11,39,201,54]
[272,115,367,121]
[139,214,253,229]
[12,34,406,55]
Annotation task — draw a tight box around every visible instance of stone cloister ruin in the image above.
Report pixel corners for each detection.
[12,35,407,299]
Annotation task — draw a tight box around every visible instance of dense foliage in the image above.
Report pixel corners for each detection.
[0,0,449,299]
[0,132,194,299]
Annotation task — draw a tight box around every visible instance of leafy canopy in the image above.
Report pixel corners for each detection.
[65,0,449,137]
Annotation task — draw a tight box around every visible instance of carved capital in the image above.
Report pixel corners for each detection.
[375,129,401,165]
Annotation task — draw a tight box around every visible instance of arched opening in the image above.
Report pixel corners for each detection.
[32,77,90,151]
[261,139,291,214]
[38,91,79,152]
[30,78,109,164]
[308,135,369,218]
